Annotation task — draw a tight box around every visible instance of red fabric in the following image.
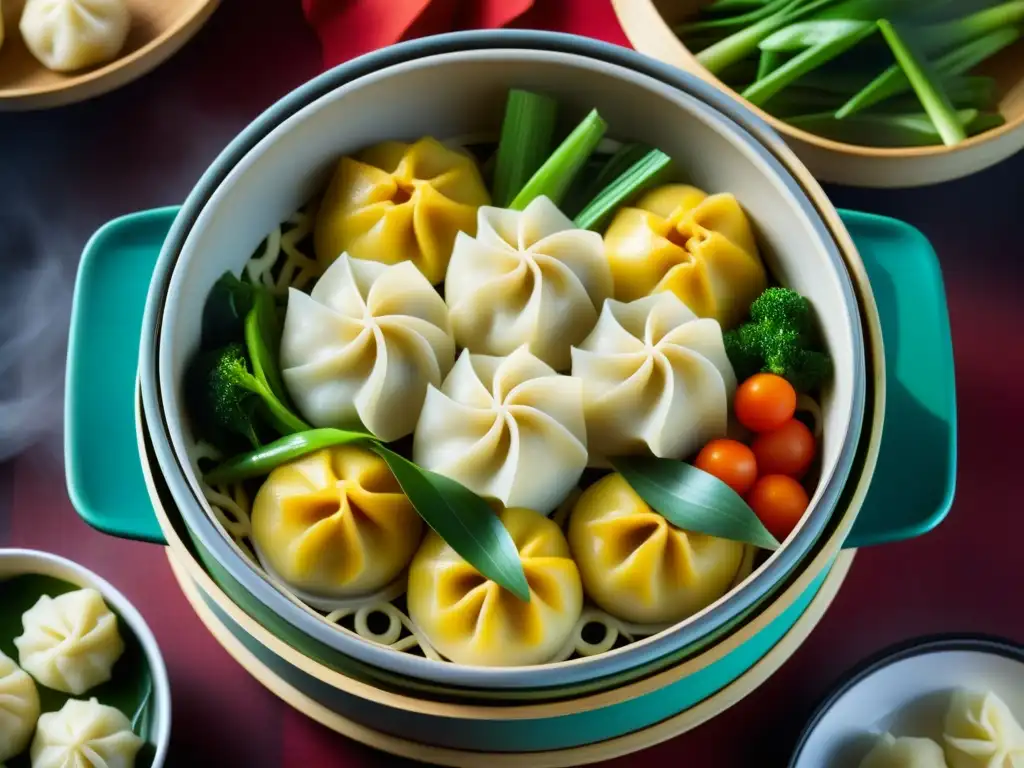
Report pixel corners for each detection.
[300,0,631,69]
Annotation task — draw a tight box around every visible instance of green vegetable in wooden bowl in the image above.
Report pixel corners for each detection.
[613,0,1024,186]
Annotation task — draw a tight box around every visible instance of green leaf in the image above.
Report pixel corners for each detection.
[573,149,673,232]
[878,19,966,146]
[612,456,780,550]
[245,287,288,405]
[509,109,608,211]
[789,108,996,146]
[0,575,158,767]
[760,19,872,51]
[492,89,559,207]
[204,429,531,602]
[201,271,254,349]
[373,446,531,603]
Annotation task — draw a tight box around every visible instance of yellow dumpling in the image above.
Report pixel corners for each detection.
[407,506,583,667]
[603,184,767,329]
[314,137,491,284]
[568,473,748,624]
[251,447,423,598]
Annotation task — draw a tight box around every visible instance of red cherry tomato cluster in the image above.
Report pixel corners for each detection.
[694,373,817,543]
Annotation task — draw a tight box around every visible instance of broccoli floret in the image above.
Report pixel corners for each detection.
[208,343,267,447]
[724,287,832,393]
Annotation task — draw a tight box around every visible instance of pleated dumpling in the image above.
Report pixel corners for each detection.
[14,588,125,696]
[313,137,490,284]
[568,473,748,624]
[280,254,455,442]
[445,196,613,371]
[603,184,767,329]
[0,650,40,762]
[859,734,949,768]
[943,690,1024,768]
[407,506,583,666]
[31,698,143,768]
[251,446,423,598]
[570,291,736,463]
[413,346,588,515]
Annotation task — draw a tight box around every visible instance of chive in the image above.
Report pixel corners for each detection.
[562,142,651,218]
[743,21,877,106]
[509,109,608,211]
[491,89,558,208]
[573,149,673,232]
[878,19,965,146]
[676,0,794,36]
[764,86,848,115]
[788,108,991,146]
[757,49,787,79]
[919,1,1024,53]
[836,27,1020,118]
[880,76,997,113]
[704,0,775,12]
[759,19,874,51]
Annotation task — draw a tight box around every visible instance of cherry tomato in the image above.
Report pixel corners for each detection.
[695,439,758,496]
[751,418,815,479]
[734,373,797,433]
[747,475,809,542]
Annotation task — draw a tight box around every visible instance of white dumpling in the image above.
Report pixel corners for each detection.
[15,588,125,696]
[20,0,130,73]
[943,689,1024,768]
[281,254,456,442]
[0,650,40,762]
[31,698,143,768]
[859,733,949,768]
[413,345,587,515]
[444,195,612,371]
[570,291,736,463]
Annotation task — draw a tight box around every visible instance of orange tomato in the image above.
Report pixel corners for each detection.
[695,439,758,496]
[747,475,809,542]
[734,373,797,433]
[751,418,815,479]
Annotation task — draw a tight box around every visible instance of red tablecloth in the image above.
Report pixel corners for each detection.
[1,1,1022,765]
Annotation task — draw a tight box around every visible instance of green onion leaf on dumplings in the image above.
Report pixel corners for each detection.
[492,89,559,207]
[612,456,781,550]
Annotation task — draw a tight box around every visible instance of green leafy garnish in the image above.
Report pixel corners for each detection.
[204,429,531,602]
[492,89,559,207]
[612,457,780,550]
[573,149,673,231]
[201,271,255,349]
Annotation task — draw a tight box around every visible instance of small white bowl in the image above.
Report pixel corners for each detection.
[791,635,1024,768]
[0,548,172,768]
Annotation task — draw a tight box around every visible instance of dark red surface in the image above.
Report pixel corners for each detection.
[1,1,1023,765]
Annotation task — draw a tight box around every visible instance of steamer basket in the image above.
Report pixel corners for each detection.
[65,31,956,699]
[167,539,854,763]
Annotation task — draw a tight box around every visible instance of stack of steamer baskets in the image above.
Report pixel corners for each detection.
[65,31,958,766]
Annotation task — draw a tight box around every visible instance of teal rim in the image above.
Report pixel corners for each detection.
[138,32,866,690]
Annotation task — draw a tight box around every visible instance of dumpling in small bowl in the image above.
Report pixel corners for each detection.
[251,446,424,599]
[858,733,949,768]
[407,506,583,666]
[314,137,490,284]
[0,650,40,762]
[603,184,767,329]
[568,473,750,625]
[943,689,1024,768]
[31,698,142,768]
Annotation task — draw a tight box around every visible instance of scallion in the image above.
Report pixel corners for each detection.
[491,89,558,208]
[789,108,1003,146]
[573,149,673,232]
[509,109,608,211]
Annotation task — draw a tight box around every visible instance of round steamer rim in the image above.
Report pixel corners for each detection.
[788,634,1024,767]
[139,33,877,689]
[0,548,173,768]
[137,374,873,719]
[168,541,855,767]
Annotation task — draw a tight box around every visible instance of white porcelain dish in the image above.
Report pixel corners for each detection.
[0,548,172,768]
[791,635,1024,768]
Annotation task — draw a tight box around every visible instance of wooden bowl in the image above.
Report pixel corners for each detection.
[0,0,220,111]
[612,0,1024,187]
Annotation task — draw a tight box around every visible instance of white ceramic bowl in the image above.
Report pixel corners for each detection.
[141,37,866,690]
[791,636,1024,767]
[0,548,172,767]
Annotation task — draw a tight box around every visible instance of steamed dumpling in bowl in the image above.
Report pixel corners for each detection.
[859,734,949,768]
[570,291,736,463]
[314,137,490,284]
[31,698,142,768]
[280,254,455,442]
[568,473,749,624]
[0,651,39,762]
[251,446,423,599]
[603,184,767,329]
[445,196,613,371]
[413,346,587,515]
[943,689,1024,768]
[408,506,583,666]
[20,0,131,73]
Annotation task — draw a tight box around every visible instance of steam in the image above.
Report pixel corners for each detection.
[0,208,73,464]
